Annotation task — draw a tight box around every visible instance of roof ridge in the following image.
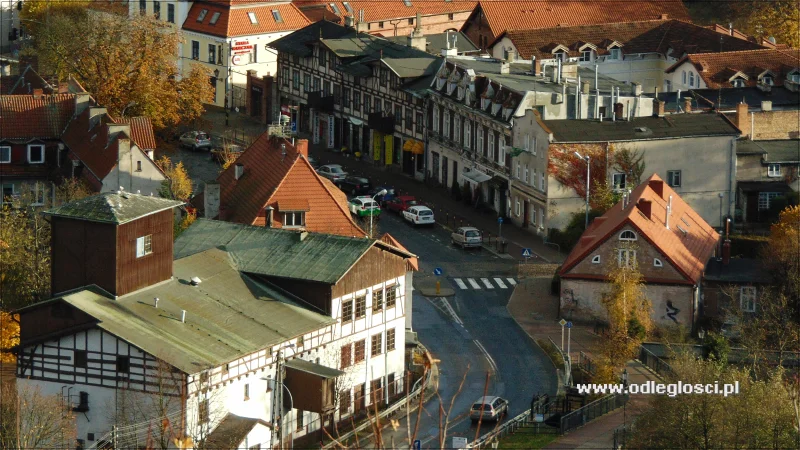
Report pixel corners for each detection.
[688,47,800,58]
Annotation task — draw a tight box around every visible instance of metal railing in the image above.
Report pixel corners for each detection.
[560,393,628,435]
[470,400,559,449]
[638,345,675,380]
[577,351,597,376]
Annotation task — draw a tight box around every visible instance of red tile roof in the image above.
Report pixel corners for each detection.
[0,94,76,140]
[61,108,125,180]
[183,1,311,38]
[666,49,800,89]
[217,134,366,237]
[298,0,476,23]
[473,0,690,38]
[118,117,157,150]
[495,19,765,61]
[560,174,719,284]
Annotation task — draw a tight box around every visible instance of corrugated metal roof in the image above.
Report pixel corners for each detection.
[174,219,413,284]
[46,192,183,224]
[59,248,334,373]
[542,114,740,143]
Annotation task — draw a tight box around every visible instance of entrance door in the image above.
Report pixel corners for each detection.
[403,145,414,175]
[523,201,530,227]
[354,383,365,413]
[442,156,449,187]
[250,87,262,117]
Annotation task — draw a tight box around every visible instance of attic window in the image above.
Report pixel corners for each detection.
[330,3,341,14]
[197,9,208,22]
[761,75,773,86]
[209,12,220,25]
[732,78,745,88]
[271,10,283,23]
[654,258,663,267]
[342,2,353,14]
[609,48,621,60]
[619,230,637,241]
[248,12,258,24]
[580,50,593,62]
[403,0,412,5]
[789,71,800,83]
[591,255,601,264]
[554,51,566,62]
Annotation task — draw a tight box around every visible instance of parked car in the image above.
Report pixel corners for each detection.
[307,155,320,169]
[451,227,483,249]
[339,176,372,196]
[317,164,348,183]
[349,197,381,218]
[470,396,508,423]
[402,205,434,226]
[385,195,420,214]
[369,186,395,205]
[179,131,212,151]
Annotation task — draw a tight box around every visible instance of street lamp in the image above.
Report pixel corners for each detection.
[370,189,388,238]
[265,343,296,450]
[574,152,590,229]
[622,368,629,446]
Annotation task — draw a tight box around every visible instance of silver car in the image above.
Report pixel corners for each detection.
[451,227,483,249]
[470,396,508,422]
[317,164,348,183]
[179,131,212,151]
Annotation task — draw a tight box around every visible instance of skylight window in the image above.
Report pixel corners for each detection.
[197,9,208,22]
[330,3,341,14]
[209,12,220,25]
[248,11,258,24]
[342,2,353,14]
[271,10,283,23]
[403,0,412,6]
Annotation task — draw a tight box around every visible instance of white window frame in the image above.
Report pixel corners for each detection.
[688,71,694,87]
[531,136,536,156]
[477,128,484,154]
[758,192,781,210]
[618,249,636,267]
[0,146,10,163]
[488,131,495,160]
[27,144,45,164]
[515,163,521,180]
[732,78,745,88]
[653,258,663,267]
[464,120,471,148]
[539,173,545,191]
[667,170,681,187]
[283,211,306,228]
[531,204,537,225]
[443,109,450,137]
[789,72,800,83]
[768,163,781,177]
[609,48,621,60]
[498,139,506,165]
[433,106,439,133]
[592,255,601,264]
[682,71,686,85]
[739,286,756,312]
[580,50,593,62]
[30,182,46,206]
[136,235,153,258]
[612,172,626,190]
[515,199,521,216]
[619,230,637,241]
[761,75,773,86]
[539,208,544,227]
[523,166,528,183]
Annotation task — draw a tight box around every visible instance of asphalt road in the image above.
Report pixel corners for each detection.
[371,211,558,449]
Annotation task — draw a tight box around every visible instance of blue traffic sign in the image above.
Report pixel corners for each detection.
[522,248,532,258]
[291,121,297,132]
[566,321,573,329]
[413,440,421,450]
[498,217,504,224]
[433,267,443,276]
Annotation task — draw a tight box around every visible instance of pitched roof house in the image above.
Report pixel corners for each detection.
[559,174,719,329]
[202,134,366,237]
[665,49,800,89]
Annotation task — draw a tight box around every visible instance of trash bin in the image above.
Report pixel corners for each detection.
[499,240,508,254]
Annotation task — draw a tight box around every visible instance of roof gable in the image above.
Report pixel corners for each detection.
[666,49,800,88]
[560,174,719,283]
[46,191,182,224]
[0,93,76,140]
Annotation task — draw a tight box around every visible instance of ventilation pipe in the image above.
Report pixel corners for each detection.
[154,298,159,308]
[575,75,580,118]
[181,310,186,323]
[266,205,274,228]
[666,195,673,229]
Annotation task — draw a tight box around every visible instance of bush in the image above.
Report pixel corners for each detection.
[536,338,565,370]
[627,317,646,341]
[547,210,604,252]
[702,332,730,363]
[728,234,768,258]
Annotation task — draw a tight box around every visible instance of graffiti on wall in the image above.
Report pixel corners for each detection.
[664,300,680,324]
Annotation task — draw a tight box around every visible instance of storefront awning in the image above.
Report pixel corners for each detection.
[403,139,424,155]
[462,169,492,185]
[349,117,364,126]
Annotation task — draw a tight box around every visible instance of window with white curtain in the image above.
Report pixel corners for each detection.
[464,120,471,148]
[488,131,495,160]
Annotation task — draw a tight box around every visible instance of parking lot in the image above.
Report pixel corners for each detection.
[155,134,224,196]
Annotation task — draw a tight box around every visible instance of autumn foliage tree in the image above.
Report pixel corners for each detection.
[156,157,193,202]
[29,11,213,128]
[764,205,800,321]
[548,143,610,210]
[732,1,800,48]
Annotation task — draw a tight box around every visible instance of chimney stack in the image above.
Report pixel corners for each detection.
[296,139,309,158]
[32,88,43,99]
[581,80,590,94]
[204,181,221,219]
[653,99,665,117]
[761,100,772,111]
[722,239,731,265]
[235,163,244,180]
[648,179,665,199]
[735,102,750,138]
[532,57,541,76]
[408,13,426,51]
[505,48,516,63]
[637,199,652,220]
[344,15,355,28]
[682,97,692,113]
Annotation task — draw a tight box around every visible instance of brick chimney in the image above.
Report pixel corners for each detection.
[32,88,43,99]
[735,102,750,138]
[637,199,653,220]
[296,139,309,158]
[653,99,665,117]
[682,97,692,113]
[648,179,665,199]
[722,239,731,265]
[532,57,541,76]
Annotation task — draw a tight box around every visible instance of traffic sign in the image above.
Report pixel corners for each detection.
[558,319,567,327]
[522,248,532,258]
[413,440,421,450]
[433,267,443,276]
[566,321,573,329]
[534,413,544,423]
[497,217,504,224]
[291,121,297,132]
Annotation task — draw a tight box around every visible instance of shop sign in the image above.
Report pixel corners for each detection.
[327,115,335,149]
[232,40,254,55]
[312,111,320,145]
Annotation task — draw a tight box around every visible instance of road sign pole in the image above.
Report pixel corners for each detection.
[561,324,565,351]
[567,326,571,358]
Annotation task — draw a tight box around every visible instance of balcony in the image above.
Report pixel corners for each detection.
[307,91,335,113]
[368,112,395,135]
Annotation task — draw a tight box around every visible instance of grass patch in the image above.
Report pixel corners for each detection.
[536,338,565,371]
[498,429,559,449]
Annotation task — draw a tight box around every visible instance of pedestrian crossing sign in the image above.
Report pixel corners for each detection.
[522,248,532,258]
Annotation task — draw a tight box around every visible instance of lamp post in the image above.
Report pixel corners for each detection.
[622,368,629,446]
[574,152,590,229]
[266,343,296,450]
[370,189,387,238]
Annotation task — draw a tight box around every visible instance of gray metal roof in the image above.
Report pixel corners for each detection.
[737,140,800,162]
[269,20,354,57]
[57,248,334,373]
[387,31,480,55]
[542,114,740,143]
[174,219,412,284]
[285,358,344,378]
[704,258,772,284]
[46,192,183,224]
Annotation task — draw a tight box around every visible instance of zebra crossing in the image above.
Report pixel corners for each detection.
[451,277,518,290]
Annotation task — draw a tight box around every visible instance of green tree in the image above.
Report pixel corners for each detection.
[156,156,193,202]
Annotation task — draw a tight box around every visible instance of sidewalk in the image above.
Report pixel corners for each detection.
[507,276,659,449]
[198,108,567,265]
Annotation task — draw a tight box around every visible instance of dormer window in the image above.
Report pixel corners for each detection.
[619,230,637,241]
[27,144,44,163]
[609,48,621,60]
[580,50,593,62]
[555,51,566,62]
[342,2,353,14]
[209,12,220,25]
[761,75,773,85]
[330,3,341,14]
[732,78,745,88]
[789,71,800,83]
[283,212,305,228]
[197,9,208,22]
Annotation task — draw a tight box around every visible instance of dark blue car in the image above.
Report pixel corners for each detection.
[369,186,396,206]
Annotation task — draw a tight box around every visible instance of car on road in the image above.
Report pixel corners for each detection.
[179,131,212,151]
[451,227,483,249]
[349,197,381,218]
[317,164,347,183]
[369,186,395,205]
[470,396,508,423]
[402,205,434,226]
[339,176,372,196]
[385,195,421,214]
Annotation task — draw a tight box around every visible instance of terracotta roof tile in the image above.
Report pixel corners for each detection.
[278,198,310,211]
[299,0,476,23]
[475,0,690,38]
[497,19,765,61]
[217,134,366,237]
[0,94,75,140]
[183,1,311,38]
[118,117,157,150]
[61,108,126,180]
[666,48,800,89]
[560,174,719,284]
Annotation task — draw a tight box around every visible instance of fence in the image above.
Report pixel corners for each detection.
[559,393,628,435]
[469,399,559,449]
[577,351,597,377]
[638,345,675,380]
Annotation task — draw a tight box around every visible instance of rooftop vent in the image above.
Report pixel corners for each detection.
[190,277,202,286]
[154,297,159,308]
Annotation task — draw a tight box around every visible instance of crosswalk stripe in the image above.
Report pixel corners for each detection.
[454,278,468,290]
[507,278,517,285]
[467,278,481,289]
[494,278,508,289]
[481,278,494,289]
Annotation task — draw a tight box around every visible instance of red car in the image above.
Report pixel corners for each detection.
[385,195,421,214]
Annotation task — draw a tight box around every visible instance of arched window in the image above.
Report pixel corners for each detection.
[619,230,637,241]
[592,255,601,264]
[654,258,663,267]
